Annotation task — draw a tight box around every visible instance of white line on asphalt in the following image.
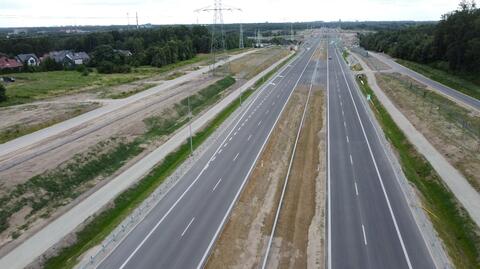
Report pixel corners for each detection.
[229,137,232,141]
[218,149,222,154]
[234,131,237,136]
[224,142,228,147]
[350,154,353,165]
[258,120,262,126]
[181,217,195,237]
[335,48,413,269]
[343,121,347,128]
[113,48,294,269]
[212,178,222,192]
[355,182,359,196]
[342,109,344,116]
[247,134,252,141]
[197,46,303,269]
[211,156,216,161]
[346,135,349,143]
[327,42,332,269]
[362,224,368,245]
[233,153,239,162]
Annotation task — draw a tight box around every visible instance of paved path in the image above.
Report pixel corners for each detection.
[0,50,257,158]
[367,51,480,111]
[351,50,480,228]
[0,51,290,269]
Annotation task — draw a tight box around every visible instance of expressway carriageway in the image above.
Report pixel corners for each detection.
[97,36,322,269]
[327,40,436,269]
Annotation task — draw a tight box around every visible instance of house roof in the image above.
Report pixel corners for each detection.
[67,51,90,61]
[16,53,39,63]
[46,50,71,63]
[0,56,22,69]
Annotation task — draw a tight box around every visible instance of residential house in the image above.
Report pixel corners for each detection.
[16,53,39,66]
[65,52,90,66]
[0,56,23,71]
[43,50,71,64]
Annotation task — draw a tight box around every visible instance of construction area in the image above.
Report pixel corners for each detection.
[0,46,290,255]
[375,72,480,191]
[206,51,326,268]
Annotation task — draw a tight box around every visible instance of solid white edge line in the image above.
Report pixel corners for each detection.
[181,217,195,237]
[195,50,302,269]
[334,47,413,269]
[261,40,320,269]
[327,40,332,269]
[355,182,359,196]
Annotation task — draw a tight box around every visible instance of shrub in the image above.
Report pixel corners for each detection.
[0,84,7,102]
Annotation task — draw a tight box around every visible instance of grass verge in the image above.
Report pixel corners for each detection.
[342,50,349,64]
[42,75,260,269]
[396,59,480,100]
[356,74,480,268]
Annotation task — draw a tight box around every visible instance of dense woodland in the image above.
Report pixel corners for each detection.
[0,25,253,72]
[359,1,480,74]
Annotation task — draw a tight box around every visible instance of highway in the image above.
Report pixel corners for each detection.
[327,40,436,268]
[369,51,480,111]
[97,36,322,269]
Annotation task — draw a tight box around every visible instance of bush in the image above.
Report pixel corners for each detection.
[96,61,114,74]
[0,84,7,102]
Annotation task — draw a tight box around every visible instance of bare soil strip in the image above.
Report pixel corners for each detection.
[206,85,325,268]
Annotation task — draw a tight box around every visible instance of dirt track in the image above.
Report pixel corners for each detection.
[206,83,325,268]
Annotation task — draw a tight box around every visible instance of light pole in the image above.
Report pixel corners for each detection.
[188,95,193,156]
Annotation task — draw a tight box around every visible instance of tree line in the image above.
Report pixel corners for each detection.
[359,1,480,74]
[0,25,252,73]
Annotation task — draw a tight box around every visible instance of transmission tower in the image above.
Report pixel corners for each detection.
[239,23,244,49]
[195,0,241,75]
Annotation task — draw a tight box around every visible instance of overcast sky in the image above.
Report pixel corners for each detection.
[0,0,461,28]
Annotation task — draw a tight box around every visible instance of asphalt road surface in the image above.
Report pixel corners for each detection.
[327,41,436,268]
[97,37,322,269]
[370,51,480,111]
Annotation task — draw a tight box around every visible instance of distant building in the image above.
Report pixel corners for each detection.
[16,53,39,66]
[0,56,22,71]
[65,52,90,66]
[43,50,90,67]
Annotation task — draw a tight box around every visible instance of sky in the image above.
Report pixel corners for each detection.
[0,0,461,28]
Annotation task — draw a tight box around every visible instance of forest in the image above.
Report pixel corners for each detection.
[0,25,252,72]
[359,1,480,74]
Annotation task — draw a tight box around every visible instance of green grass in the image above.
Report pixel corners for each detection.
[342,50,350,64]
[43,76,255,269]
[0,55,211,107]
[396,59,480,100]
[356,74,480,269]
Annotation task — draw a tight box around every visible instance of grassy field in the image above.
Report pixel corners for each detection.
[396,59,480,100]
[0,54,211,107]
[356,74,480,269]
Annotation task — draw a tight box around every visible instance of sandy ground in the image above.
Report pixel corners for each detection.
[230,47,290,80]
[376,72,480,191]
[206,84,325,269]
[0,48,288,253]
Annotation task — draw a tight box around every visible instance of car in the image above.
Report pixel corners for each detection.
[2,76,15,82]
[328,57,332,60]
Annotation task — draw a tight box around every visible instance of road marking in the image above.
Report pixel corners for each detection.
[218,149,222,154]
[346,135,349,143]
[355,182,359,196]
[234,131,237,136]
[258,120,262,126]
[247,134,252,141]
[335,48,413,269]
[181,217,195,237]
[341,109,344,116]
[212,178,222,192]
[197,42,306,269]
[229,137,232,141]
[362,224,368,245]
[224,142,228,147]
[233,153,239,162]
[211,156,216,161]
[343,121,347,128]
[350,154,353,164]
[327,41,332,269]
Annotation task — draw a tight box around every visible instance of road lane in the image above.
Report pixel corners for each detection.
[328,40,436,269]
